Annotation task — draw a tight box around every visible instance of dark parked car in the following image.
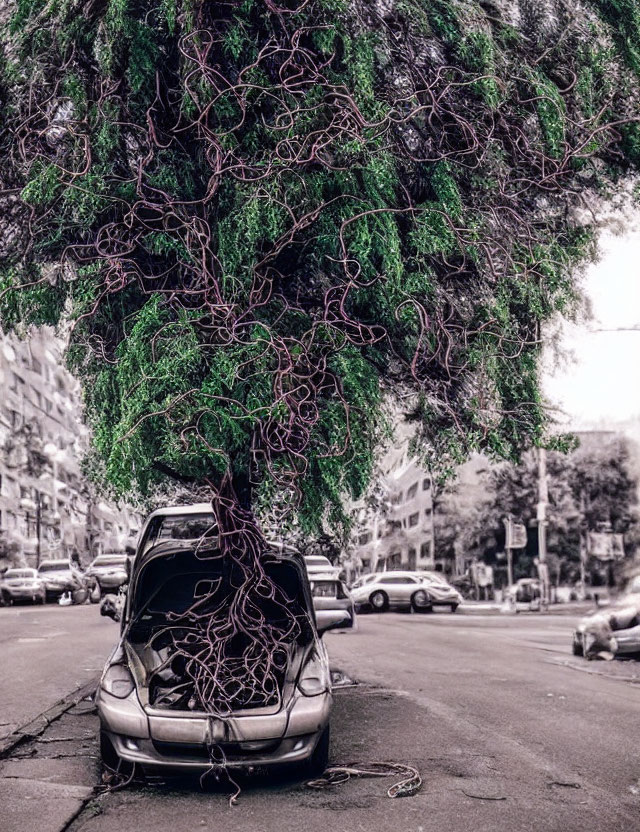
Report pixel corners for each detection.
[96,504,351,776]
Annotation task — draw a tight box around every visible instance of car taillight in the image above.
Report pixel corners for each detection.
[101,664,135,698]
[298,650,330,697]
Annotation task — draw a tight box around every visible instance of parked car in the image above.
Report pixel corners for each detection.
[572,588,640,658]
[351,571,462,613]
[507,578,542,612]
[0,567,46,605]
[308,571,356,629]
[304,555,337,576]
[87,553,129,596]
[96,504,351,776]
[38,559,76,601]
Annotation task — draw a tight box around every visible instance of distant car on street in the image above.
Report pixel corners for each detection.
[304,555,337,575]
[572,585,640,658]
[308,571,356,628]
[86,553,129,596]
[38,559,76,601]
[350,571,462,613]
[0,567,46,605]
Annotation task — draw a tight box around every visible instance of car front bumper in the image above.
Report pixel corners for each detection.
[2,586,44,600]
[96,687,331,770]
[95,575,127,590]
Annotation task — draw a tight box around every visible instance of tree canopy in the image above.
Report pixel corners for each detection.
[438,437,640,585]
[2,0,640,532]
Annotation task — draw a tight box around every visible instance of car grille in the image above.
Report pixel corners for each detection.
[152,739,280,760]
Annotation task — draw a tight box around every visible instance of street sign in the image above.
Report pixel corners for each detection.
[588,532,625,561]
[472,563,494,587]
[504,517,527,549]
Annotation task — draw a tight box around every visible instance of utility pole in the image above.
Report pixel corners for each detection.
[504,514,514,589]
[35,490,42,568]
[537,447,550,608]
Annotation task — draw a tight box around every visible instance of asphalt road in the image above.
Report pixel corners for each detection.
[0,603,116,738]
[3,606,640,832]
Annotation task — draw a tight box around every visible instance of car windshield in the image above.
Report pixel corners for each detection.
[142,513,217,552]
[38,562,69,573]
[5,569,35,579]
[93,556,127,567]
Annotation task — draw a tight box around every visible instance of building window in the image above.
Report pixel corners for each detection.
[358,532,372,546]
[391,492,403,505]
[422,477,431,491]
[424,507,432,518]
[32,357,42,375]
[408,512,419,527]
[406,483,418,501]
[44,398,52,413]
[32,389,42,409]
[420,541,431,560]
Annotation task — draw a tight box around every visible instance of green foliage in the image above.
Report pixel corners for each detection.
[3,0,640,537]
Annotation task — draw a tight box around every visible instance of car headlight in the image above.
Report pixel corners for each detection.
[101,664,135,699]
[298,650,330,697]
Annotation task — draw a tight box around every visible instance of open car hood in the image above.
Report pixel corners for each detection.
[123,541,316,713]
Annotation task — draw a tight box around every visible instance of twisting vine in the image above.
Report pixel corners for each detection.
[2,0,640,762]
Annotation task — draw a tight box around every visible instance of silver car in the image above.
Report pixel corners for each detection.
[0,567,46,604]
[351,571,462,613]
[87,553,129,595]
[96,506,349,776]
[308,572,356,629]
[37,559,75,601]
[572,592,640,658]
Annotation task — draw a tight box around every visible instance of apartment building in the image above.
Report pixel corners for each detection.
[352,457,435,574]
[0,329,139,566]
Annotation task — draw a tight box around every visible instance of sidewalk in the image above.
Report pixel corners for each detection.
[0,683,99,832]
[459,600,599,616]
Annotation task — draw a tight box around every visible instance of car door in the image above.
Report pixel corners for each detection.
[378,575,413,603]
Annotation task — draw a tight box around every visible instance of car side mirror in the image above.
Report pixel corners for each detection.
[316,609,353,635]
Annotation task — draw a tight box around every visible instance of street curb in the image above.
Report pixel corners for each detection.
[0,677,98,760]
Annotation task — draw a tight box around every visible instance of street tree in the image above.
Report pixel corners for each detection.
[3,0,640,712]
[475,437,639,583]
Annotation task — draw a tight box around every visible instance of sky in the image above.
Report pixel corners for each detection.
[543,227,640,433]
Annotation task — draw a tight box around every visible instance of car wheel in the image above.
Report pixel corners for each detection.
[572,637,584,657]
[100,731,121,770]
[450,603,458,613]
[411,590,432,612]
[304,725,330,779]
[369,590,389,612]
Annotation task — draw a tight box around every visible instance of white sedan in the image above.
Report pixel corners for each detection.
[350,571,462,613]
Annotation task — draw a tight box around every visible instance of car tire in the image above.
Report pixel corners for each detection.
[572,638,584,657]
[450,603,458,613]
[411,590,432,612]
[369,590,389,612]
[100,731,121,770]
[304,725,330,779]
